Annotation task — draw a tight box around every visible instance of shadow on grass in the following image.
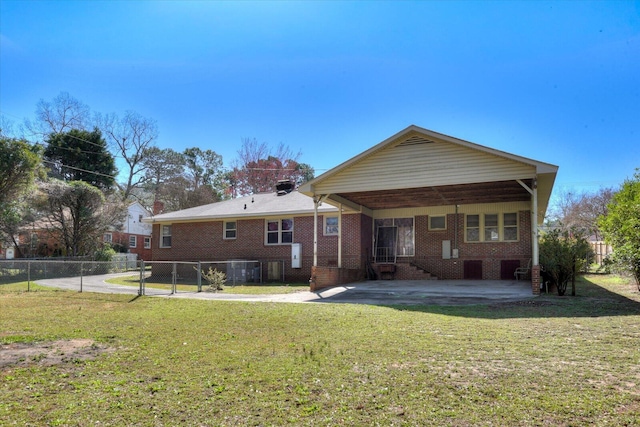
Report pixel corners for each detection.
[389,275,640,319]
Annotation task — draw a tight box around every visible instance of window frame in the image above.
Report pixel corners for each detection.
[374,217,415,258]
[224,221,237,240]
[484,213,499,242]
[160,224,172,248]
[144,237,151,249]
[103,233,113,243]
[503,212,519,242]
[465,214,480,242]
[324,216,339,236]
[129,235,137,248]
[464,213,519,243]
[428,215,447,231]
[265,218,294,245]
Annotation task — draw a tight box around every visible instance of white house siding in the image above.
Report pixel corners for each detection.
[124,203,152,235]
[314,135,536,194]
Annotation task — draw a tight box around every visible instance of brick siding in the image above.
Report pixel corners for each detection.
[152,209,533,284]
[407,211,532,280]
[151,213,370,283]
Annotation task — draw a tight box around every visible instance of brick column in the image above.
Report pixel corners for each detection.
[531,265,541,295]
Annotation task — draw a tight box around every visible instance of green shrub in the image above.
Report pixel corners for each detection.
[93,244,116,262]
[198,267,226,291]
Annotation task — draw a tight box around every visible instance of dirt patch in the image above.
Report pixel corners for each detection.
[0,339,114,369]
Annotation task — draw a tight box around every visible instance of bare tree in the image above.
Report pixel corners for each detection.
[552,188,614,239]
[230,138,311,196]
[0,114,16,138]
[98,111,159,201]
[24,92,91,140]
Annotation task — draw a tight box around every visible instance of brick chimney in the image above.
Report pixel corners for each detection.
[153,200,164,215]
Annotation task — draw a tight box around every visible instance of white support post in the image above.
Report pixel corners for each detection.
[517,178,539,268]
[313,196,319,267]
[338,203,343,268]
[532,178,539,266]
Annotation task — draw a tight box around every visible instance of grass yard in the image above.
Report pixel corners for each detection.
[1,275,639,426]
[104,274,310,295]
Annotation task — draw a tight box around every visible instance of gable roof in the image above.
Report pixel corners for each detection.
[143,190,338,224]
[299,125,558,222]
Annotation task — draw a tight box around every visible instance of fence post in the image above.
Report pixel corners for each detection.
[27,261,31,292]
[139,260,145,296]
[197,261,202,292]
[80,261,83,293]
[172,262,177,294]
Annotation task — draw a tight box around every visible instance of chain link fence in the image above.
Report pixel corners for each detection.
[0,259,287,295]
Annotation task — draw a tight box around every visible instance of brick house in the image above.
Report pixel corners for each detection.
[146,125,557,294]
[7,202,153,260]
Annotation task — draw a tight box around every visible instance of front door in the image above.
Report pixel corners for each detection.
[375,226,397,263]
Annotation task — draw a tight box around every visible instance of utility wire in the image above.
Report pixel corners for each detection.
[42,160,119,180]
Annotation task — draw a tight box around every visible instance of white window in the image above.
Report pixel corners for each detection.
[465,213,519,242]
[160,225,172,248]
[224,221,237,239]
[129,235,137,248]
[103,233,113,243]
[466,215,480,242]
[429,215,446,230]
[503,213,519,241]
[266,219,293,245]
[324,216,339,236]
[484,214,499,241]
[144,237,151,249]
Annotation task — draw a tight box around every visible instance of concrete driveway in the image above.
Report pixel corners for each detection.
[37,274,536,306]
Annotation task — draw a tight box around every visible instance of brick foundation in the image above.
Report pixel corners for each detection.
[531,265,541,295]
[309,265,364,291]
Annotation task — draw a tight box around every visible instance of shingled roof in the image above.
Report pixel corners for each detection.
[143,190,339,224]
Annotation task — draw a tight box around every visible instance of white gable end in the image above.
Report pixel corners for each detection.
[313,133,536,194]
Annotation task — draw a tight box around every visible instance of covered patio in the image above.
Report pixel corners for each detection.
[299,125,558,295]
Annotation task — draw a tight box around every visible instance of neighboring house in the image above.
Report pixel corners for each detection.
[14,217,65,258]
[8,202,152,260]
[104,202,153,261]
[145,125,558,294]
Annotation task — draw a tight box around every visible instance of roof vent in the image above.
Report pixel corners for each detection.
[276,179,295,196]
[398,135,436,147]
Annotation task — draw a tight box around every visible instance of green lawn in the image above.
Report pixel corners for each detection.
[104,274,309,294]
[1,275,639,426]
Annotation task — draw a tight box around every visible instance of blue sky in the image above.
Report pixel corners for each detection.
[1,0,639,202]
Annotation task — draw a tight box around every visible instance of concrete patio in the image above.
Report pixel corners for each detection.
[36,273,536,306]
[310,279,536,305]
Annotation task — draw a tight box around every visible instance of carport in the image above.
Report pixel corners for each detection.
[299,126,558,295]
